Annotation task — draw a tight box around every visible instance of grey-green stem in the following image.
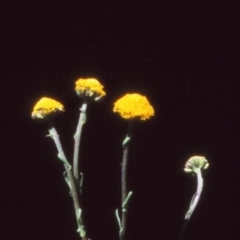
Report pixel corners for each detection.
[48,121,88,240]
[185,168,203,220]
[73,103,88,183]
[119,120,134,240]
[120,145,129,240]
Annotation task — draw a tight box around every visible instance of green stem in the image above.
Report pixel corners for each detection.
[48,121,70,168]
[120,120,134,240]
[120,145,129,240]
[73,103,88,183]
[48,121,88,240]
[179,168,204,240]
[185,168,203,220]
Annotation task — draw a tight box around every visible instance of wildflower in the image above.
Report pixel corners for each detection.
[31,97,64,121]
[184,156,209,174]
[184,155,209,221]
[113,93,154,121]
[75,78,106,101]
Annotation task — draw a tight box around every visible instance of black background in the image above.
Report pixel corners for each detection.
[1,1,239,240]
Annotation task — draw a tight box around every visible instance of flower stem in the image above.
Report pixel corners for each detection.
[121,146,129,240]
[48,121,88,239]
[179,168,204,240]
[73,102,88,183]
[120,120,134,240]
[185,168,203,220]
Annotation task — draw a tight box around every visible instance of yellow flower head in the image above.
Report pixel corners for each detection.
[184,156,209,174]
[31,97,64,121]
[113,93,154,121]
[75,78,106,101]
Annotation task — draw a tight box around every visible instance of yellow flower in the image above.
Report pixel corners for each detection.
[31,97,64,121]
[75,78,106,101]
[113,93,154,120]
[184,156,209,173]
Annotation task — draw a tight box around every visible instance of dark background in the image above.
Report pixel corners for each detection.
[1,1,239,240]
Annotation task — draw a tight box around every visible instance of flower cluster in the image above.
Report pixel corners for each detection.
[75,78,106,101]
[184,156,209,173]
[113,93,154,121]
[31,76,211,240]
[31,97,64,121]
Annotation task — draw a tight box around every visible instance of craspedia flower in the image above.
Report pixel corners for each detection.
[184,156,209,173]
[113,93,154,121]
[31,97,64,121]
[75,78,106,101]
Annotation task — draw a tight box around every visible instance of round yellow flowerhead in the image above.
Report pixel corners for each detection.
[184,156,209,174]
[31,97,64,121]
[113,93,154,121]
[75,78,106,101]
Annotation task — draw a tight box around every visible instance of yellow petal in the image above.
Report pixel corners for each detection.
[113,93,154,121]
[31,97,64,120]
[75,78,106,101]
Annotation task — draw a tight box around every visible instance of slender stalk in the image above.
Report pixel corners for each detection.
[179,168,204,240]
[185,168,203,220]
[120,120,134,240]
[73,102,88,183]
[48,121,88,240]
[120,145,129,240]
